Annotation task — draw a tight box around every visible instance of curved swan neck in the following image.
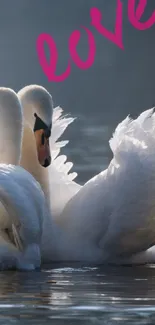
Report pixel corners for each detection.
[18,85,53,129]
[18,85,53,200]
[20,123,50,200]
[0,88,22,165]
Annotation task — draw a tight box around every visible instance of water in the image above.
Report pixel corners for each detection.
[64,114,114,184]
[1,264,155,324]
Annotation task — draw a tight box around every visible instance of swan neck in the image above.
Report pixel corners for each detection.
[0,91,22,165]
[20,123,50,200]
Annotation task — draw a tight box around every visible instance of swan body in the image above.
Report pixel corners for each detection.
[18,85,155,264]
[0,88,45,270]
[0,164,45,270]
[60,109,155,261]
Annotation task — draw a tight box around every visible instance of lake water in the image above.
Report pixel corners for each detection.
[1,264,155,325]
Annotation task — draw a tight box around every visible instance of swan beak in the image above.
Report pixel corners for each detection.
[34,129,51,168]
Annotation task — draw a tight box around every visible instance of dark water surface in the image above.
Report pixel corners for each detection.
[1,264,155,325]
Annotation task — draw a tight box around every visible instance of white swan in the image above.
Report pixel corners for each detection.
[0,87,45,270]
[18,85,81,219]
[18,85,155,264]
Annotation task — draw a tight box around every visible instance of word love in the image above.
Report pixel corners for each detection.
[36,0,155,82]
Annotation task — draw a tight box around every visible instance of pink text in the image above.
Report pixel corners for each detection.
[36,0,155,82]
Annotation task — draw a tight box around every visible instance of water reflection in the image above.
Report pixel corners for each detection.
[0,265,155,323]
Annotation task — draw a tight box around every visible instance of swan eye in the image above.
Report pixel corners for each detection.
[41,133,45,145]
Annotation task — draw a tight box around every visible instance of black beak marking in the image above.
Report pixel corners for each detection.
[43,156,51,168]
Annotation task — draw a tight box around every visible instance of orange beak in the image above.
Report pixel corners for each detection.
[34,129,51,167]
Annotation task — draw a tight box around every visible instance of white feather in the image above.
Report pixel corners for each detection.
[57,107,155,264]
[0,88,45,270]
[19,85,155,265]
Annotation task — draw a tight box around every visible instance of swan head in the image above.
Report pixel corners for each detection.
[0,88,23,165]
[18,85,53,168]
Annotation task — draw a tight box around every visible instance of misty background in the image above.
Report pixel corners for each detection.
[0,0,154,183]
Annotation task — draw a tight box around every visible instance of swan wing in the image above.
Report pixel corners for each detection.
[48,107,81,220]
[100,108,155,257]
[110,107,155,157]
[0,164,45,269]
[58,109,155,262]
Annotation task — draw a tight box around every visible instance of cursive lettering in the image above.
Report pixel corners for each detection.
[36,0,155,82]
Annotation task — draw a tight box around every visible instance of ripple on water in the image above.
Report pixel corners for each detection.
[0,265,154,324]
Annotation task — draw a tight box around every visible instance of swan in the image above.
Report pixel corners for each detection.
[18,85,155,264]
[18,85,81,219]
[0,87,45,270]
